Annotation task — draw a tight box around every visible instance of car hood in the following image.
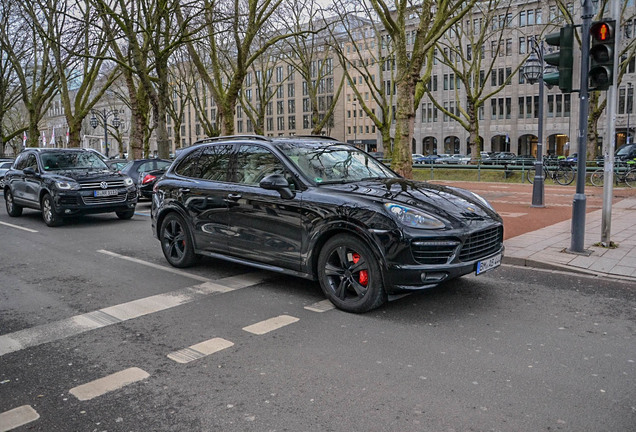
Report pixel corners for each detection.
[319,178,501,227]
[48,169,129,182]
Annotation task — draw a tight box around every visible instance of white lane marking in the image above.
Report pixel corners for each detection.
[0,273,271,357]
[167,337,234,364]
[304,299,335,313]
[0,221,38,233]
[69,367,149,401]
[243,315,299,335]
[97,249,211,282]
[0,405,40,432]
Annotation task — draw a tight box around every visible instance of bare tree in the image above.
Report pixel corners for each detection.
[280,0,344,135]
[426,0,528,159]
[368,0,479,178]
[0,6,24,156]
[0,0,58,148]
[176,0,305,136]
[92,0,198,158]
[24,0,121,149]
[330,0,396,152]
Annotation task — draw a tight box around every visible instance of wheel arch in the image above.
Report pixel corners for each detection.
[307,223,389,284]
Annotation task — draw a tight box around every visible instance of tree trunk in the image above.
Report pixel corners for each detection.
[392,80,415,178]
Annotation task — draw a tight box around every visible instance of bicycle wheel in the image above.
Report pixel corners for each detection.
[555,166,575,185]
[590,169,604,187]
[624,169,636,188]
[526,167,536,184]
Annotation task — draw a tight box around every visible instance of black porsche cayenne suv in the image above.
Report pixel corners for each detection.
[151,136,504,313]
[3,148,137,226]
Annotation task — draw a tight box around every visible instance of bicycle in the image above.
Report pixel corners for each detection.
[526,159,575,185]
[589,159,636,188]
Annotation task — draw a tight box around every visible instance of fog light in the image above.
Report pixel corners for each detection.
[420,272,447,283]
[65,209,72,214]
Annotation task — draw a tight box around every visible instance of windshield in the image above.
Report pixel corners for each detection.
[277,142,397,184]
[40,151,109,171]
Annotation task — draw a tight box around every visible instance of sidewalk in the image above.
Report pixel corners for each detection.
[503,196,636,280]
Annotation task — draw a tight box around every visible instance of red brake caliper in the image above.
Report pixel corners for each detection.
[351,253,368,286]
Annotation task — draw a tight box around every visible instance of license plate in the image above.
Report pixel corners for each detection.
[476,253,501,275]
[94,189,118,197]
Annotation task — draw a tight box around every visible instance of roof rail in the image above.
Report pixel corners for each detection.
[193,135,271,145]
[294,135,339,141]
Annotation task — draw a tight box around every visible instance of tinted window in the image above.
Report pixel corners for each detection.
[199,145,232,181]
[174,149,203,178]
[236,145,285,185]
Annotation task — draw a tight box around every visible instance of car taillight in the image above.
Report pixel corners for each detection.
[142,174,156,185]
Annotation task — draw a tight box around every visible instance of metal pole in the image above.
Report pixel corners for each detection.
[600,0,622,246]
[103,109,109,158]
[569,0,594,253]
[531,40,545,207]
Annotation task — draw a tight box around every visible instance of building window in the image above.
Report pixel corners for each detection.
[519,37,526,54]
[288,115,296,130]
[548,95,554,118]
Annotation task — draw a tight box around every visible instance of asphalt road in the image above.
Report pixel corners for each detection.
[1,201,635,432]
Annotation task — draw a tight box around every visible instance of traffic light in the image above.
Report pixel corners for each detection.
[589,20,616,91]
[543,25,574,93]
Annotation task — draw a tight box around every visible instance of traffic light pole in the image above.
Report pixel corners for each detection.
[569,0,594,254]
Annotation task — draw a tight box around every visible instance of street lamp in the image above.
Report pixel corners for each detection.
[523,41,546,208]
[90,109,121,158]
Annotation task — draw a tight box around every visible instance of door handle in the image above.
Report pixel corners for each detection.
[178,188,190,193]
[226,193,242,201]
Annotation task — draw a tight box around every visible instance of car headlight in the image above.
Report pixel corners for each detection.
[55,180,80,190]
[470,191,494,211]
[124,177,134,186]
[384,203,445,229]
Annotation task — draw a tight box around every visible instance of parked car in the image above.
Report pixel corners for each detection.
[413,154,440,164]
[0,160,14,188]
[3,148,137,226]
[438,154,471,164]
[138,168,168,199]
[511,155,536,166]
[119,158,172,190]
[615,143,636,162]
[151,136,504,313]
[481,152,517,165]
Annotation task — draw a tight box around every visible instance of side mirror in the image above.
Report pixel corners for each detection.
[23,167,37,176]
[260,173,295,199]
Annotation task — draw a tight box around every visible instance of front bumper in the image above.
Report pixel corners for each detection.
[53,187,138,215]
[383,247,504,293]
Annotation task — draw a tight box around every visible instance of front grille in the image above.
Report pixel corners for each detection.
[82,193,127,205]
[58,196,79,205]
[459,226,503,262]
[412,240,460,265]
[79,179,127,189]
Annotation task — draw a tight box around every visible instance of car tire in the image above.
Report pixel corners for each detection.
[41,193,63,227]
[5,189,23,217]
[317,234,387,313]
[160,212,199,268]
[116,209,135,220]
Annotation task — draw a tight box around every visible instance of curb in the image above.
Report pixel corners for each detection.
[502,256,636,283]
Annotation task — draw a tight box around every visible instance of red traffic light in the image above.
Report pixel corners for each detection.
[590,21,613,42]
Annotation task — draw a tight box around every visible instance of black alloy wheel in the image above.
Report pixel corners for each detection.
[5,189,23,217]
[160,213,199,267]
[317,234,386,313]
[41,193,63,227]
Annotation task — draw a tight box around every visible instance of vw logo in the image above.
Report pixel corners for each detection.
[100,181,108,189]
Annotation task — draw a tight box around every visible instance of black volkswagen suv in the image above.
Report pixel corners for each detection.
[151,136,504,313]
[4,148,137,226]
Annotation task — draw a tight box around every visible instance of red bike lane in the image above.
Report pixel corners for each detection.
[430,181,636,240]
